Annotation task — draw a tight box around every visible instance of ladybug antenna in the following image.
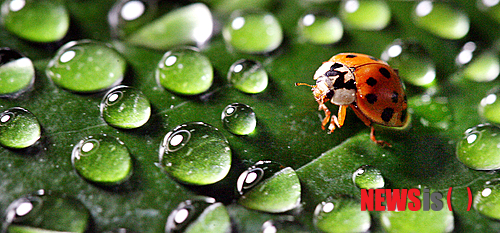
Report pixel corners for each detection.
[295,82,315,88]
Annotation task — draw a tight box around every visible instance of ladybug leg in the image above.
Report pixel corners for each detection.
[337,105,347,127]
[318,103,331,131]
[370,126,392,147]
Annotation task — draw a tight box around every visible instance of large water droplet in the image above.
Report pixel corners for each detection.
[408,95,453,130]
[3,190,90,233]
[46,40,127,93]
[72,134,132,185]
[156,47,213,95]
[237,161,301,213]
[223,10,283,53]
[474,179,500,220]
[479,87,500,124]
[0,0,69,42]
[0,48,34,97]
[165,197,231,233]
[381,39,436,87]
[228,59,268,94]
[221,103,257,135]
[456,124,500,170]
[412,1,469,40]
[352,165,385,189]
[0,107,41,149]
[100,85,151,129]
[159,122,231,185]
[313,197,371,233]
[298,11,343,45]
[125,3,213,49]
[455,42,500,82]
[339,0,391,30]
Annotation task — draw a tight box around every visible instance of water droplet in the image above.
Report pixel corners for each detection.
[124,3,213,49]
[0,107,41,149]
[165,197,231,233]
[478,0,500,24]
[412,1,469,40]
[352,165,385,189]
[156,47,213,95]
[100,85,151,129]
[46,40,127,93]
[72,134,132,185]
[0,48,35,97]
[381,39,436,87]
[380,188,454,233]
[339,0,391,30]
[3,190,90,233]
[159,122,231,185]
[457,124,500,170]
[223,10,283,53]
[0,0,69,42]
[474,179,500,220]
[313,197,371,233]
[408,95,453,130]
[222,103,257,135]
[237,161,301,213]
[108,0,160,38]
[456,42,500,82]
[298,11,343,45]
[228,59,268,94]
[479,87,500,124]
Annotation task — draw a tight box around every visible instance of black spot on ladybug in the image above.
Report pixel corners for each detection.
[326,90,334,99]
[345,79,356,90]
[369,56,379,61]
[346,54,357,58]
[366,94,378,104]
[330,63,343,69]
[381,108,394,122]
[366,77,377,87]
[379,68,391,79]
[391,92,399,103]
[400,109,407,123]
[333,75,345,89]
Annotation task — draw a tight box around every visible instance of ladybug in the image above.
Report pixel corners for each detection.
[297,53,408,146]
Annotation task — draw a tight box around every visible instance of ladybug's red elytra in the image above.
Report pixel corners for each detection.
[297,53,408,147]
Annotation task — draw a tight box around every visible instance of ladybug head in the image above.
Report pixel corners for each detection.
[312,62,356,106]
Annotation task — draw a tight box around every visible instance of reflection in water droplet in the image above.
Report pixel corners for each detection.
[121,0,145,21]
[479,87,500,123]
[313,197,371,233]
[165,197,230,233]
[159,122,231,185]
[352,165,385,189]
[100,85,151,129]
[228,59,268,94]
[223,10,283,53]
[156,47,213,95]
[298,11,343,45]
[478,0,500,24]
[340,0,391,30]
[3,190,90,233]
[412,1,469,40]
[72,134,132,185]
[0,107,41,149]
[474,179,500,219]
[222,103,257,135]
[46,40,126,93]
[237,161,301,213]
[9,0,25,12]
[0,48,35,97]
[457,124,500,170]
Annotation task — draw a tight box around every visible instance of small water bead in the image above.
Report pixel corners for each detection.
[159,122,231,185]
[455,42,500,82]
[0,48,35,97]
[298,11,343,45]
[223,10,283,53]
[222,103,257,135]
[479,87,500,123]
[352,165,385,189]
[125,3,213,49]
[0,107,40,149]
[46,40,126,93]
[237,161,301,213]
[313,197,371,233]
[165,197,231,233]
[72,134,132,185]
[156,47,213,95]
[100,86,151,129]
[381,39,436,87]
[1,0,69,42]
[408,95,453,130]
[474,179,500,220]
[412,1,469,40]
[108,0,158,38]
[339,0,391,31]
[456,124,500,170]
[228,59,268,94]
[3,190,90,233]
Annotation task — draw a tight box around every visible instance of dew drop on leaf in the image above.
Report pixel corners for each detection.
[0,107,40,149]
[339,0,391,31]
[457,124,500,170]
[298,11,343,45]
[352,165,385,189]
[221,103,256,135]
[313,197,371,233]
[0,48,35,97]
[228,59,268,94]
[100,85,151,129]
[412,1,469,40]
[474,179,500,220]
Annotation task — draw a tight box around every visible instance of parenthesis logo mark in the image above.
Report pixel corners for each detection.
[467,187,473,211]
[447,187,453,211]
